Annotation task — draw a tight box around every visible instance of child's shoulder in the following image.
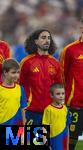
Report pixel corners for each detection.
[44,104,52,110]
[15,83,20,87]
[62,104,67,108]
[62,104,69,111]
[15,84,25,94]
[15,83,22,90]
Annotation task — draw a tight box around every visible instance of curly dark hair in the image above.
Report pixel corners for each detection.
[24,29,57,55]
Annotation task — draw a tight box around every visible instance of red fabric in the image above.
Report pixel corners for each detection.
[20,53,62,112]
[63,135,68,150]
[16,120,23,125]
[61,40,83,107]
[0,40,10,82]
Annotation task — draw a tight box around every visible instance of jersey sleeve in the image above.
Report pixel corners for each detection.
[20,86,28,109]
[0,41,10,62]
[19,59,31,101]
[19,60,29,86]
[54,62,63,84]
[42,107,50,125]
[60,47,72,84]
[4,42,11,58]
[0,41,11,82]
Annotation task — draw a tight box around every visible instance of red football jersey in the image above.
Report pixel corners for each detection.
[20,53,62,112]
[60,39,83,107]
[0,40,10,82]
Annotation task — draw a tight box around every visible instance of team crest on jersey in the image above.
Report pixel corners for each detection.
[0,54,4,64]
[70,124,75,132]
[48,65,56,75]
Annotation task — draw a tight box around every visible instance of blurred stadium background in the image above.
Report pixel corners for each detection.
[0,0,83,60]
[0,0,83,148]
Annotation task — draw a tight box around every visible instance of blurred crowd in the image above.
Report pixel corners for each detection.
[0,0,83,60]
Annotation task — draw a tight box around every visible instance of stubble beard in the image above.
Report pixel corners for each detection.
[37,44,50,51]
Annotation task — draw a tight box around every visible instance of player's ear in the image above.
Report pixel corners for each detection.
[50,93,53,99]
[3,70,8,76]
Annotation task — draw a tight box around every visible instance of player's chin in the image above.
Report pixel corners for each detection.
[42,46,49,51]
[59,99,63,103]
[13,78,18,83]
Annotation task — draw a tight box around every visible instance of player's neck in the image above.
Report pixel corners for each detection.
[37,49,48,55]
[52,102,62,108]
[2,80,15,87]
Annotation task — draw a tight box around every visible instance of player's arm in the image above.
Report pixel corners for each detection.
[54,62,63,84]
[20,86,28,125]
[42,108,50,145]
[42,107,50,125]
[22,108,26,125]
[60,47,71,84]
[4,41,11,58]
[19,60,29,86]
